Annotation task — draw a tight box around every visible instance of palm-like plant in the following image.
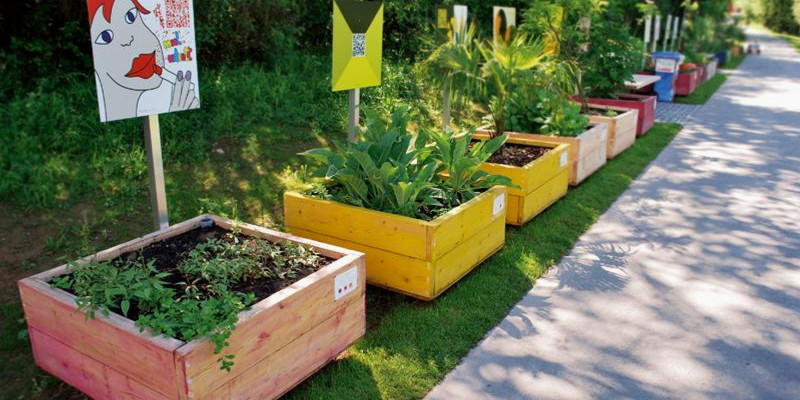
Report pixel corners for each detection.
[475,34,550,137]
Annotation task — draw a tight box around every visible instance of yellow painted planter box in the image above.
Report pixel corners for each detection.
[586,105,638,159]
[474,131,570,226]
[283,186,508,300]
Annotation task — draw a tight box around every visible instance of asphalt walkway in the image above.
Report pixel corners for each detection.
[426,29,800,400]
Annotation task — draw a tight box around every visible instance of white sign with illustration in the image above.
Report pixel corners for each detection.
[87,0,200,122]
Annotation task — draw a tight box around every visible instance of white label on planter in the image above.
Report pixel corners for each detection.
[560,151,568,167]
[493,193,506,217]
[655,58,677,73]
[334,266,358,301]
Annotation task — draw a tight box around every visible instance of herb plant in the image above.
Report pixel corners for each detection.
[52,231,322,372]
[300,106,515,220]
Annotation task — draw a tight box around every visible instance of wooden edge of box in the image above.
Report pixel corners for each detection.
[18,277,185,351]
[283,191,436,229]
[475,130,572,172]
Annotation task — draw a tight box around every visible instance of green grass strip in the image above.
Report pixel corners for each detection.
[284,122,683,400]
[675,74,727,105]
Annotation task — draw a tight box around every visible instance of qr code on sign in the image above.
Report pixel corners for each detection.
[352,34,366,57]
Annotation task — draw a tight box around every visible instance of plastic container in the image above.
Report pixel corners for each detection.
[651,51,685,102]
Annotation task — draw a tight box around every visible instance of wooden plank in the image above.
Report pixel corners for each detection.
[431,187,504,259]
[521,168,570,221]
[177,256,365,397]
[284,192,430,259]
[523,143,569,196]
[29,328,174,400]
[505,194,522,226]
[433,217,506,296]
[287,227,434,299]
[572,143,607,185]
[18,279,182,398]
[586,106,638,159]
[197,301,366,400]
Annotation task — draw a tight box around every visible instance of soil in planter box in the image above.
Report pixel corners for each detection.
[58,225,334,321]
[482,142,552,167]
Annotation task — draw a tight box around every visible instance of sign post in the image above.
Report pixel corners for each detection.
[143,115,169,230]
[644,15,652,69]
[664,15,672,51]
[653,15,661,53]
[672,16,680,50]
[348,89,360,142]
[85,0,200,231]
[332,0,384,142]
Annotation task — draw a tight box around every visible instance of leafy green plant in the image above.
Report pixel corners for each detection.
[300,106,515,220]
[506,89,589,137]
[578,10,644,101]
[51,232,321,372]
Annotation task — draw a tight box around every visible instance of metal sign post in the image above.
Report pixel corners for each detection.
[653,15,661,53]
[664,15,672,51]
[643,15,652,69]
[143,115,169,230]
[672,16,680,50]
[348,88,360,142]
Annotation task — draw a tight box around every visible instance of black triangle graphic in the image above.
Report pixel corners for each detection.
[335,0,383,34]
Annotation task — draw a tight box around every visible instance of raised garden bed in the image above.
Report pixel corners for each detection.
[284,186,507,300]
[676,68,700,96]
[484,123,607,187]
[474,131,570,226]
[18,215,366,400]
[583,105,638,158]
[584,94,656,136]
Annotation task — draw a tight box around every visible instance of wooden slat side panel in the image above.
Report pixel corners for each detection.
[287,228,434,299]
[284,192,429,259]
[18,280,181,398]
[433,217,506,297]
[572,144,607,185]
[476,160,527,196]
[521,168,570,221]
[29,328,174,400]
[178,256,366,396]
[505,193,522,226]
[523,144,569,195]
[431,187,504,259]
[198,300,366,400]
[607,110,638,158]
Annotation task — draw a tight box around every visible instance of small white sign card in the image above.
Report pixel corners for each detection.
[87,0,200,122]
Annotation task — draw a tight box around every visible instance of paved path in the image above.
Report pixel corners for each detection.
[655,102,703,124]
[426,29,800,400]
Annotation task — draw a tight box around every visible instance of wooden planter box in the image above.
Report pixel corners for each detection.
[584,106,637,159]
[585,94,656,136]
[676,70,699,96]
[18,215,366,400]
[284,187,507,300]
[704,59,718,81]
[485,124,607,187]
[474,131,570,226]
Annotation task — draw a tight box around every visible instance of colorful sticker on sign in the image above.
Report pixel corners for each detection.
[331,0,384,92]
[86,0,200,122]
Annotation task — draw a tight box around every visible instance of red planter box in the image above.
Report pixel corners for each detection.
[675,70,699,96]
[584,94,657,136]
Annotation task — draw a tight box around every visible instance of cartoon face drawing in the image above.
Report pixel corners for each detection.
[87,0,199,122]
[90,0,163,92]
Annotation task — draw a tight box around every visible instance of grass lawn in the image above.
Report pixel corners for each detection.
[675,74,728,105]
[0,122,683,400]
